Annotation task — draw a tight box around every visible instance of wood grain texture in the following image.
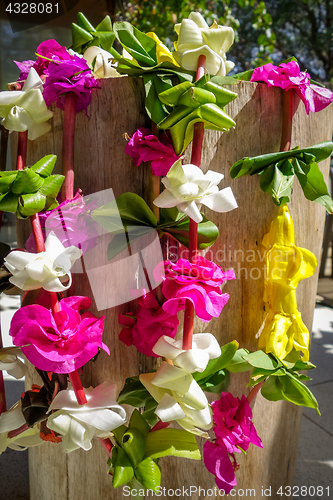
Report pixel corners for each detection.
[14,78,333,500]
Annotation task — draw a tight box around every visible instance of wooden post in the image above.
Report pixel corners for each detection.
[15,78,333,500]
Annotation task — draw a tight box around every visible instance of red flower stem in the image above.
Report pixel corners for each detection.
[16,131,28,171]
[0,125,9,171]
[247,380,265,405]
[30,213,46,252]
[99,436,113,456]
[182,55,206,352]
[8,423,29,439]
[68,370,87,405]
[61,93,77,202]
[280,90,294,152]
[150,420,170,432]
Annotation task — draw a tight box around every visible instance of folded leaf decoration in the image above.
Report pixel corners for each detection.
[230,141,333,211]
[157,75,237,154]
[70,12,116,54]
[0,155,63,219]
[91,192,219,260]
[226,348,320,413]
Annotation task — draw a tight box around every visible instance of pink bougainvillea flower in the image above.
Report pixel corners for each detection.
[118,312,136,347]
[15,40,71,83]
[25,190,99,255]
[43,55,99,113]
[14,60,36,82]
[125,127,180,176]
[204,392,262,493]
[212,392,263,454]
[157,256,235,322]
[9,296,109,374]
[251,61,333,115]
[203,441,237,494]
[118,290,179,357]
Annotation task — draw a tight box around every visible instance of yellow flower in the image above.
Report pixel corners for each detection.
[258,206,317,361]
[146,32,180,66]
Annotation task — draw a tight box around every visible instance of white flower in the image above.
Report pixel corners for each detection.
[46,382,127,453]
[174,12,235,76]
[83,46,119,79]
[152,333,221,373]
[0,402,42,455]
[0,346,27,379]
[4,231,82,292]
[140,333,221,435]
[0,68,53,140]
[153,159,238,223]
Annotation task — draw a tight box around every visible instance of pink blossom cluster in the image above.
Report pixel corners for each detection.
[204,392,263,494]
[160,256,236,322]
[118,289,179,357]
[251,61,333,115]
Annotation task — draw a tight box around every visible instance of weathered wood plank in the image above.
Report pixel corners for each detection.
[14,78,333,500]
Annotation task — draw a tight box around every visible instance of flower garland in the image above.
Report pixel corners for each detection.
[0,9,332,497]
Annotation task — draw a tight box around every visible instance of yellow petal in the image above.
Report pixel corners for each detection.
[146,32,180,66]
[263,206,295,249]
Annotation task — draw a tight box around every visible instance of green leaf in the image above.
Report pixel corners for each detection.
[129,409,150,438]
[30,155,57,177]
[38,175,64,198]
[259,161,294,206]
[112,447,135,488]
[295,161,333,213]
[143,74,171,124]
[226,348,253,373]
[230,141,333,210]
[106,226,155,261]
[178,87,217,108]
[71,13,115,53]
[112,425,127,447]
[162,212,219,250]
[145,429,200,460]
[202,81,238,106]
[92,193,157,233]
[17,192,45,218]
[113,22,157,66]
[0,192,18,213]
[231,142,333,179]
[122,428,146,467]
[134,457,161,491]
[0,172,17,193]
[193,341,239,381]
[160,103,236,155]
[127,477,147,498]
[198,369,231,393]
[11,169,44,195]
[210,75,240,86]
[142,398,159,427]
[261,374,320,414]
[242,350,279,370]
[159,81,192,106]
[117,377,154,407]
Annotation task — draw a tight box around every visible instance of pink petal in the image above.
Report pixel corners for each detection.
[204,441,237,494]
[250,63,275,83]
